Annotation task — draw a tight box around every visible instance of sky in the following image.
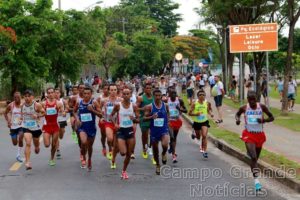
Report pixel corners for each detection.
[51,0,201,35]
[51,0,299,36]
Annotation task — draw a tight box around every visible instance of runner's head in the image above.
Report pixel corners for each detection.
[153,89,162,102]
[72,85,78,95]
[84,86,93,100]
[109,83,118,97]
[54,88,62,99]
[46,87,55,100]
[23,89,34,104]
[122,88,131,102]
[78,83,85,96]
[169,89,177,100]
[197,89,206,101]
[13,91,21,103]
[144,82,152,95]
[247,90,257,107]
[102,84,109,96]
[214,75,220,82]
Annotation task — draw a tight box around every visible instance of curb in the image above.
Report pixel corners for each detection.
[181,113,300,193]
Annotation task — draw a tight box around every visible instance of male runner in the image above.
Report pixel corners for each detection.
[4,91,24,162]
[136,83,154,161]
[42,87,64,166]
[144,89,170,175]
[166,89,187,163]
[97,84,109,157]
[235,90,274,191]
[69,85,79,142]
[54,88,69,159]
[22,90,45,170]
[74,87,102,170]
[189,89,213,158]
[100,84,122,168]
[110,88,140,179]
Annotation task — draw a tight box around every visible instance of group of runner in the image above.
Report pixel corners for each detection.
[4,75,274,191]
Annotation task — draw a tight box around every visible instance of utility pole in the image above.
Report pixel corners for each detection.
[122,17,126,34]
[58,0,61,10]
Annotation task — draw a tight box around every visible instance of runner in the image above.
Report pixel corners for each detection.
[100,84,122,168]
[21,90,45,170]
[97,84,109,157]
[74,87,102,170]
[235,90,274,191]
[189,89,213,158]
[129,86,137,159]
[110,88,140,179]
[4,91,24,162]
[144,89,170,175]
[68,85,79,142]
[54,88,69,159]
[136,83,154,162]
[41,87,64,166]
[166,89,187,163]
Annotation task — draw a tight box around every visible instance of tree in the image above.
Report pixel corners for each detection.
[281,0,300,113]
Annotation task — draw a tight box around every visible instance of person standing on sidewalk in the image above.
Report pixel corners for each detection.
[261,74,269,106]
[235,90,274,191]
[288,76,297,111]
[275,77,283,102]
[212,75,224,123]
[189,89,213,158]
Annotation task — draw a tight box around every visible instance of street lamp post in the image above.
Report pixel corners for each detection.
[216,25,228,94]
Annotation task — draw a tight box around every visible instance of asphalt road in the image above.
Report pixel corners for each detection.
[0,115,299,200]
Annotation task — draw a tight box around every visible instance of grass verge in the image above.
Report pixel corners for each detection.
[269,85,300,104]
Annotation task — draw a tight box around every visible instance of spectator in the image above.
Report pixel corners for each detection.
[212,75,225,123]
[229,75,237,102]
[261,74,268,105]
[275,77,283,102]
[186,74,195,105]
[288,75,297,111]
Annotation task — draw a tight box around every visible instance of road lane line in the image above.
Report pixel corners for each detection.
[9,162,22,171]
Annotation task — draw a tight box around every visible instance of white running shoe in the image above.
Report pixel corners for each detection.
[147,147,153,156]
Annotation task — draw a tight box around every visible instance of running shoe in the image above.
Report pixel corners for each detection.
[131,153,135,159]
[121,171,129,179]
[172,154,178,163]
[199,147,204,153]
[16,155,24,163]
[56,150,61,160]
[255,182,262,191]
[34,147,40,154]
[147,147,153,156]
[72,131,76,141]
[156,165,160,175]
[107,151,112,160]
[80,160,86,169]
[162,153,167,165]
[110,161,116,169]
[142,151,148,159]
[25,162,32,170]
[152,157,157,165]
[88,159,92,170]
[191,133,196,140]
[102,148,107,157]
[203,152,208,158]
[48,160,56,166]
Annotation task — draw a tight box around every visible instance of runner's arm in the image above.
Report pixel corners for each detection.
[35,103,45,118]
[188,103,200,116]
[88,101,102,118]
[178,99,187,113]
[135,96,144,111]
[132,104,140,123]
[207,102,214,118]
[235,105,246,125]
[259,104,274,123]
[143,105,154,120]
[4,103,12,127]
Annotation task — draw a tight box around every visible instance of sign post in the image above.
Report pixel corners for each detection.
[229,23,278,105]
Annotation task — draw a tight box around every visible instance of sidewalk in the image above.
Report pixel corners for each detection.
[204,88,300,163]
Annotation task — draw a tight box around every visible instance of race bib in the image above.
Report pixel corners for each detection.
[106,107,113,115]
[25,120,37,128]
[121,119,133,127]
[197,115,206,121]
[170,109,179,118]
[81,113,92,122]
[154,118,164,127]
[247,115,259,125]
[13,117,21,125]
[46,107,57,115]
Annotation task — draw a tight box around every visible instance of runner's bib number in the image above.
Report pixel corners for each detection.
[46,107,57,115]
[197,115,206,121]
[121,119,133,127]
[170,109,179,118]
[24,120,37,128]
[81,113,92,122]
[247,115,260,125]
[154,118,164,127]
[13,117,21,125]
